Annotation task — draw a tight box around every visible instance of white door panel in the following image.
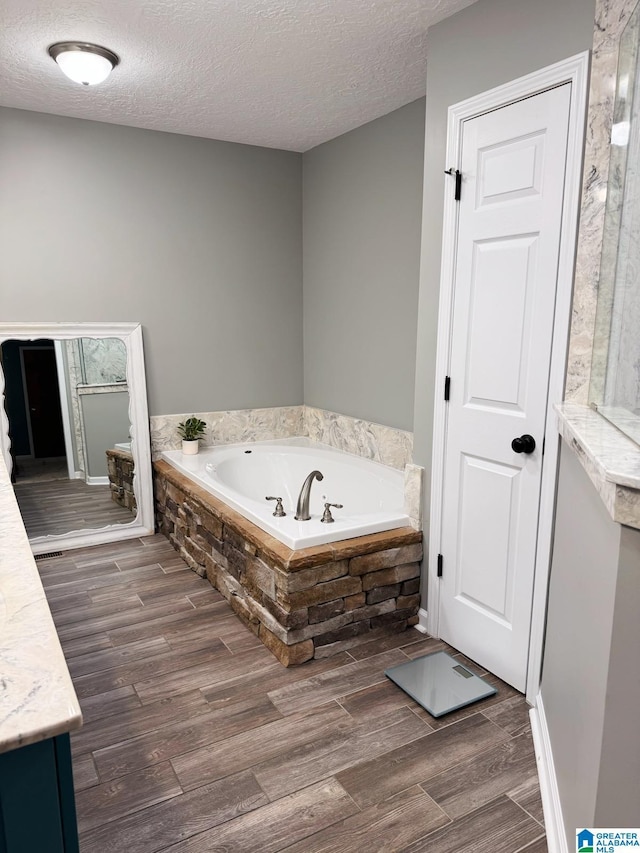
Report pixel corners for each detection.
[477,131,546,207]
[466,235,538,411]
[455,453,519,621]
[440,84,572,691]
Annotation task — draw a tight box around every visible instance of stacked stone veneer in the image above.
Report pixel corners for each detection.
[154,460,422,666]
[106,448,137,513]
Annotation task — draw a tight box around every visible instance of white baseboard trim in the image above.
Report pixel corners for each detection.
[416,607,429,634]
[530,693,567,853]
[86,475,109,486]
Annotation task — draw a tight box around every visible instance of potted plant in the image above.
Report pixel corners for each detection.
[177,416,207,455]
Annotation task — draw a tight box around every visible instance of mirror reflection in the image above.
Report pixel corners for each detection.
[1,336,137,538]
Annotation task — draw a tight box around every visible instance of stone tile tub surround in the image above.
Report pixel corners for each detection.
[154,460,422,666]
[106,447,136,514]
[0,451,82,753]
[150,405,423,527]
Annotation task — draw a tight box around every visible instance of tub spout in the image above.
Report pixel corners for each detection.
[294,470,324,521]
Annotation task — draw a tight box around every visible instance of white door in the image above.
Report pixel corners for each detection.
[439,84,572,692]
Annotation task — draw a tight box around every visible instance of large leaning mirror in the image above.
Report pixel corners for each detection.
[0,322,154,554]
[590,0,640,444]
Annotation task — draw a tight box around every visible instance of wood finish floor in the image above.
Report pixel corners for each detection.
[38,534,547,853]
[13,455,68,483]
[15,477,134,537]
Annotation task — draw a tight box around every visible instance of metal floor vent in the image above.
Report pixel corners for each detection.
[34,551,64,561]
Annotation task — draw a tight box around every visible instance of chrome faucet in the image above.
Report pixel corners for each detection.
[294,470,324,520]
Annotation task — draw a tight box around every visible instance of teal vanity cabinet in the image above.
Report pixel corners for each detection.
[0,734,79,853]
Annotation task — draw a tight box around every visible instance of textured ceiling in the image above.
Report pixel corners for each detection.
[0,0,477,152]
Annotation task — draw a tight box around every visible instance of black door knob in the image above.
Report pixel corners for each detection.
[511,434,536,454]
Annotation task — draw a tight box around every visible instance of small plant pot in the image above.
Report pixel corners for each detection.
[181,439,200,455]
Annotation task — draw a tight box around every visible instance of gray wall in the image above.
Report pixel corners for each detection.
[80,390,131,478]
[541,445,640,842]
[541,446,620,841]
[412,0,596,524]
[303,99,425,431]
[594,523,640,825]
[0,107,303,417]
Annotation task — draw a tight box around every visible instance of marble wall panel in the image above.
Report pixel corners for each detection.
[65,340,85,474]
[303,406,413,470]
[403,463,425,530]
[567,0,639,402]
[150,406,305,455]
[150,405,414,471]
[79,337,127,385]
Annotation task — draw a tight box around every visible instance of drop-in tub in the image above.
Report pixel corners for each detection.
[160,437,409,550]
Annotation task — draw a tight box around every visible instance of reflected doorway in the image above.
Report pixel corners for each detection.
[21,344,66,459]
[1,337,135,538]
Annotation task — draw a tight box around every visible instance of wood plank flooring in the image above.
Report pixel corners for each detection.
[37,534,547,853]
[14,477,134,537]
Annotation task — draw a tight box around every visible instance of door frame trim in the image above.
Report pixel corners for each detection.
[426,52,590,702]
[18,345,38,458]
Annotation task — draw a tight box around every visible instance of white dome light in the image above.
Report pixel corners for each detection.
[48,42,119,86]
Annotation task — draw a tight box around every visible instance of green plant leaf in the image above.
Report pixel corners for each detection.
[177,416,207,441]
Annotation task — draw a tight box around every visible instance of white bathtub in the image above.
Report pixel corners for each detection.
[160,437,409,549]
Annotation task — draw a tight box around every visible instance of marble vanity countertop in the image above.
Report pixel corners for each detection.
[556,402,640,529]
[0,454,82,754]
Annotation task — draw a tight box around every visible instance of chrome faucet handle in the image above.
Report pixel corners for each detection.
[320,502,343,524]
[265,496,286,517]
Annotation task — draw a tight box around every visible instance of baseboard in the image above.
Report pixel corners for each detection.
[416,607,429,634]
[530,694,567,853]
[85,475,109,486]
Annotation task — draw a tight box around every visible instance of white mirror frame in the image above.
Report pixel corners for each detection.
[0,322,155,554]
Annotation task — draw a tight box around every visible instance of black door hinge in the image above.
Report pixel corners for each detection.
[444,168,462,201]
[437,554,443,578]
[444,376,451,401]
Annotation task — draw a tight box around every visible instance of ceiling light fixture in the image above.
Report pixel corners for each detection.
[48,42,119,86]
